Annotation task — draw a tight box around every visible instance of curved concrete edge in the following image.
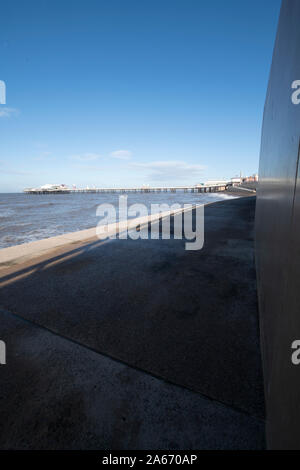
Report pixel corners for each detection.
[0,205,192,267]
[0,197,239,268]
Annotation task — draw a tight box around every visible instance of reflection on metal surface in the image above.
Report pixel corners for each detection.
[256,0,300,450]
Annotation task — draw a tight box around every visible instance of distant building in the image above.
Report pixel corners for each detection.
[24,183,70,193]
[40,183,69,190]
[242,174,259,183]
[231,177,241,186]
[204,179,229,186]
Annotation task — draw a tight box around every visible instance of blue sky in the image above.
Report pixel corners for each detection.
[0,0,281,192]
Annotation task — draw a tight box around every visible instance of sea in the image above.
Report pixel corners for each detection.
[0,192,236,249]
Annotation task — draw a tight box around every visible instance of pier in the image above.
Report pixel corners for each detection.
[24,184,228,195]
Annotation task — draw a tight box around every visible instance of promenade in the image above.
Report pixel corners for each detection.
[0,197,265,449]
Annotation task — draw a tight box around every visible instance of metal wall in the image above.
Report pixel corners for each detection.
[256,0,300,449]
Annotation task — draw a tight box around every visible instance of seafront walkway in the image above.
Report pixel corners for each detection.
[0,197,265,449]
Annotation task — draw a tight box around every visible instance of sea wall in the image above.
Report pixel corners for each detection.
[0,197,265,449]
[0,204,204,267]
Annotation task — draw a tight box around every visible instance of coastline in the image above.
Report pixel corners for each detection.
[0,195,264,449]
[0,192,250,268]
[0,189,240,251]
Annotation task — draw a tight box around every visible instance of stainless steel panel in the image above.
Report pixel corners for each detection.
[256,0,300,449]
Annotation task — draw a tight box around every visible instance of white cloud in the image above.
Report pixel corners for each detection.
[0,160,32,175]
[110,150,132,160]
[0,107,19,118]
[70,153,102,162]
[74,164,106,171]
[0,168,33,176]
[34,151,53,161]
[131,160,206,182]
